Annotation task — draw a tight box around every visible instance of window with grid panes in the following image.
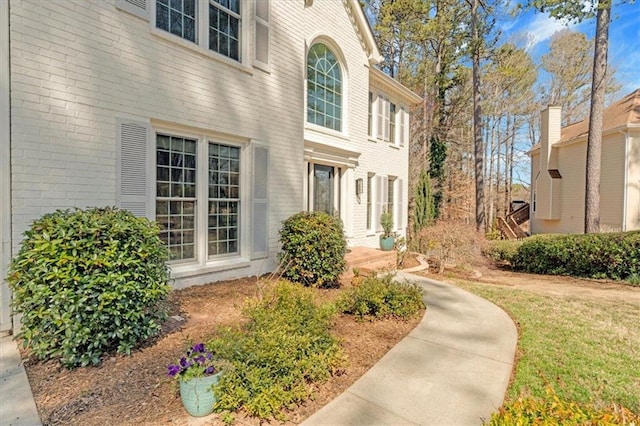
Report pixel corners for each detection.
[156,134,197,261]
[387,177,395,222]
[208,143,240,256]
[209,0,241,61]
[307,43,342,131]
[156,0,197,43]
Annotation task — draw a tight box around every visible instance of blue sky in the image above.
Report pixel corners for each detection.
[499,3,640,95]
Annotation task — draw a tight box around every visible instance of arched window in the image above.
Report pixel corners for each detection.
[307,43,342,131]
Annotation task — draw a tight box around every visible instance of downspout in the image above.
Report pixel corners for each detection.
[621,130,629,231]
[1,0,13,335]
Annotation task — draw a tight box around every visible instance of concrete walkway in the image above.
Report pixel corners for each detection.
[0,334,42,425]
[302,272,517,426]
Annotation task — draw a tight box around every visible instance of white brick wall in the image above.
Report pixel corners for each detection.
[9,0,412,286]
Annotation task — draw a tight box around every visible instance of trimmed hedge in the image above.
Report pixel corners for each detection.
[511,231,640,281]
[7,207,170,368]
[278,211,346,288]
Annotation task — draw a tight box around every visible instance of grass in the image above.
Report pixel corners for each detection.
[453,280,640,414]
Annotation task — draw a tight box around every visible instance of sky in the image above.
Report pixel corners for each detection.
[499,3,640,95]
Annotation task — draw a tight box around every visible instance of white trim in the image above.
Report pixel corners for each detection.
[622,130,629,231]
[149,0,253,71]
[1,0,12,334]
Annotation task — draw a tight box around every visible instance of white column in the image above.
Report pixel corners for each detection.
[342,167,354,238]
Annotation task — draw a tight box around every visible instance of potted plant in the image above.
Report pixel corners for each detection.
[379,209,395,251]
[167,343,223,417]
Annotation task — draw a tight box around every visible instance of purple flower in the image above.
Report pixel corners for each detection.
[167,343,218,380]
[167,364,181,377]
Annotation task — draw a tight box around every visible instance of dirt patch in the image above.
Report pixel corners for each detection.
[424,258,640,305]
[22,277,422,426]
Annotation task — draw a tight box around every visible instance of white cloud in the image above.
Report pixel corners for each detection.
[523,13,576,51]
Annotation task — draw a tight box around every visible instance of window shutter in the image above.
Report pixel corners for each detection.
[117,119,150,218]
[399,108,406,147]
[251,144,269,259]
[375,175,388,232]
[383,99,390,142]
[376,96,383,140]
[396,178,403,230]
[116,0,149,20]
[254,0,270,67]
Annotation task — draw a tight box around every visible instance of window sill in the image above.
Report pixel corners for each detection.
[150,28,253,75]
[304,123,350,141]
[169,256,251,279]
[388,143,401,150]
[367,137,377,143]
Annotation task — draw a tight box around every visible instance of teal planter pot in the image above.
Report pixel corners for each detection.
[179,371,222,417]
[379,235,394,251]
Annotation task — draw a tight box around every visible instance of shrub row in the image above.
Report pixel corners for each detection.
[488,387,640,425]
[338,274,425,321]
[484,231,640,283]
[7,207,170,368]
[207,280,344,421]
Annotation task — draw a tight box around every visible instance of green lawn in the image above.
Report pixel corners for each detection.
[453,280,640,414]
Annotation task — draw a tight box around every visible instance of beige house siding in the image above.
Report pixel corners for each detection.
[530,127,632,235]
[600,133,625,231]
[625,129,640,230]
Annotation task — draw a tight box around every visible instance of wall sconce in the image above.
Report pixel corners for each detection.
[355,178,363,196]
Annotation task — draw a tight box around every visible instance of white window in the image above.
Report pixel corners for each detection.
[207,143,241,256]
[156,0,197,43]
[307,43,343,131]
[118,120,270,269]
[208,0,241,61]
[376,95,384,140]
[122,0,254,64]
[387,176,395,223]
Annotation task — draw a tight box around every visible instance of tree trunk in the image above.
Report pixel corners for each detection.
[584,4,610,234]
[472,0,485,231]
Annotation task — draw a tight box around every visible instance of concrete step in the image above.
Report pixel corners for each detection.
[345,246,397,274]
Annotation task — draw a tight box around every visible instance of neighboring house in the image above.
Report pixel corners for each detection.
[0,0,420,333]
[529,89,640,235]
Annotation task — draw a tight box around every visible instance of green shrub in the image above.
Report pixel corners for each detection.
[483,240,522,265]
[338,274,425,321]
[278,211,346,288]
[488,387,640,425]
[7,207,170,368]
[512,231,640,281]
[208,280,344,420]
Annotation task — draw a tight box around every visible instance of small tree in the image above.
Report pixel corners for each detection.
[413,169,436,233]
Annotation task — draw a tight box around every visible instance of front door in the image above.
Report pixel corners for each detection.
[313,164,334,215]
